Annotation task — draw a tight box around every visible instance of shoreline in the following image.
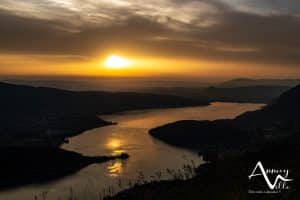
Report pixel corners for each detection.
[0,147,129,190]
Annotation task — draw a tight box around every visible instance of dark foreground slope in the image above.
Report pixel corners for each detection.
[107,134,300,200]
[106,84,300,200]
[0,82,208,146]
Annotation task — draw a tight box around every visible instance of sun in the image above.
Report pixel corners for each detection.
[104,55,132,69]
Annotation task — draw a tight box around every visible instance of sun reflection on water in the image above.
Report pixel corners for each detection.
[106,138,126,177]
[106,138,126,155]
[108,161,123,177]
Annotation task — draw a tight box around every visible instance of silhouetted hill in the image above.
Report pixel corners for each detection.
[0,82,208,146]
[150,83,300,154]
[235,84,300,130]
[273,84,300,109]
[149,120,248,151]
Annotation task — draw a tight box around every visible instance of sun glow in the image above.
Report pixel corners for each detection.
[104,55,132,69]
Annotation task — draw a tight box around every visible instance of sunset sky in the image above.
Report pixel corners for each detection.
[0,0,300,79]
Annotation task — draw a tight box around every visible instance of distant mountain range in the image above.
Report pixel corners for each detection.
[219,78,300,88]
[144,85,290,103]
[139,78,300,104]
[3,78,298,103]
[199,85,289,103]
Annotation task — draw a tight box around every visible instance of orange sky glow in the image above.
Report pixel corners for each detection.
[1,53,300,79]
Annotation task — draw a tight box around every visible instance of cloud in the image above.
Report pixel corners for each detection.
[0,0,299,65]
[220,0,300,16]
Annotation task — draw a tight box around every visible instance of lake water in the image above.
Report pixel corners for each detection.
[0,102,263,200]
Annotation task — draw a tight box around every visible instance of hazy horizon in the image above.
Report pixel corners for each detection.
[1,75,300,92]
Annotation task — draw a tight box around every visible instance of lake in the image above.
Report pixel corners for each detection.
[0,102,263,200]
